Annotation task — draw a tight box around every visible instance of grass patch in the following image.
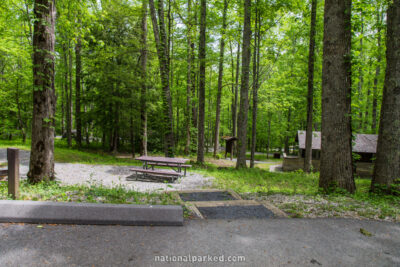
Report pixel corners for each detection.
[0,180,179,206]
[197,166,400,221]
[0,139,141,166]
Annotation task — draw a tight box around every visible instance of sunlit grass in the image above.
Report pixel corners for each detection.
[0,180,179,206]
[0,139,141,166]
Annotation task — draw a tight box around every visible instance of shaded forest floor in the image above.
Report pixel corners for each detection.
[0,139,399,222]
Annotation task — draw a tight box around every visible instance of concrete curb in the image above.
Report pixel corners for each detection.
[0,200,183,226]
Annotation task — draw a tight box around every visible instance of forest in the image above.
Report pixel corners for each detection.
[0,0,399,193]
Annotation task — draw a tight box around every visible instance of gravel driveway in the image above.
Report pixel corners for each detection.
[0,149,213,193]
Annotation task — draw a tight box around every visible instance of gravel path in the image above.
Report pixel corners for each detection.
[0,149,213,193]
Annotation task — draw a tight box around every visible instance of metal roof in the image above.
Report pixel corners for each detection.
[297,131,378,153]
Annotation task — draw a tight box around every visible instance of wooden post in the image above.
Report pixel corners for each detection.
[7,148,19,199]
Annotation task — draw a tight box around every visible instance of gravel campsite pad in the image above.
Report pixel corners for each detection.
[179,191,237,202]
[0,149,214,193]
[197,205,275,219]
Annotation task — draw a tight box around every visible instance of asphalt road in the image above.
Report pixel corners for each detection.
[0,218,399,266]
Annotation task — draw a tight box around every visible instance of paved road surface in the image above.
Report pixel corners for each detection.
[0,218,399,266]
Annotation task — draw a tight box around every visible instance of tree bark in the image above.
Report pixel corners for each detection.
[236,0,251,169]
[75,34,82,148]
[28,0,56,183]
[61,78,64,136]
[130,103,135,158]
[140,0,148,156]
[68,44,73,147]
[233,29,241,140]
[213,0,228,158]
[319,0,355,193]
[191,4,198,131]
[184,0,192,155]
[266,112,271,158]
[284,108,291,154]
[304,0,318,172]
[197,0,207,163]
[372,11,382,134]
[357,12,364,130]
[149,0,175,156]
[62,44,71,147]
[250,4,260,168]
[372,0,400,190]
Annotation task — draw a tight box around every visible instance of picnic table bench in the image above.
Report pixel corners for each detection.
[129,168,182,182]
[146,163,192,176]
[136,156,191,175]
[129,156,192,182]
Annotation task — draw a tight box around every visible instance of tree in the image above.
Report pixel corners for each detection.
[319,0,355,193]
[236,0,251,168]
[371,0,400,191]
[250,0,260,168]
[140,0,148,156]
[213,0,228,158]
[372,8,383,133]
[304,0,318,172]
[184,0,193,155]
[75,31,82,148]
[197,0,206,163]
[27,0,56,183]
[149,0,175,157]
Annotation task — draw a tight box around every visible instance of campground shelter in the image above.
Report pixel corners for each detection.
[283,131,378,176]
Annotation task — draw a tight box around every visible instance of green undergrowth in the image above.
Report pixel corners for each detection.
[197,166,400,221]
[0,139,141,166]
[0,180,179,206]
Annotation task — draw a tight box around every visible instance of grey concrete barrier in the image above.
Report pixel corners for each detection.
[0,200,183,226]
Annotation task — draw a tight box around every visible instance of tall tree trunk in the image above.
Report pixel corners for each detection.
[62,44,71,147]
[130,103,135,158]
[191,4,198,131]
[236,0,251,169]
[266,112,271,158]
[357,12,364,130]
[184,0,192,155]
[28,0,56,183]
[140,0,148,156]
[372,11,382,133]
[250,4,260,168]
[75,34,82,148]
[112,84,120,154]
[232,29,241,140]
[197,0,207,163]
[149,0,175,156]
[319,0,355,193]
[15,78,27,143]
[372,1,400,191]
[176,93,180,143]
[61,78,64,136]
[213,0,228,158]
[68,43,73,147]
[284,108,291,154]
[363,60,372,132]
[304,0,318,172]
[82,83,90,146]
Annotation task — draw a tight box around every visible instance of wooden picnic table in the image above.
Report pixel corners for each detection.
[135,156,191,175]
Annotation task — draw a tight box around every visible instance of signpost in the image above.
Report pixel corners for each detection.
[7,148,19,199]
